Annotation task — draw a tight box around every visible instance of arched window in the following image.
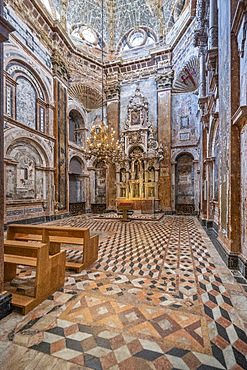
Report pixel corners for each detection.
[69,157,84,203]
[213,127,219,201]
[16,77,36,129]
[5,62,48,133]
[69,110,85,146]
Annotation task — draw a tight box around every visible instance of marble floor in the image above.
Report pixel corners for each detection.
[0,215,247,369]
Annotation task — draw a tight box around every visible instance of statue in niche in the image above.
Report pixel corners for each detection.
[134,160,140,180]
[148,167,155,182]
[133,183,139,198]
[120,168,126,183]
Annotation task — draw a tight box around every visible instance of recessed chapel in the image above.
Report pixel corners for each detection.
[0,0,247,369]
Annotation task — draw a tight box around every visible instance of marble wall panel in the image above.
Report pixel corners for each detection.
[16,77,36,129]
[171,92,199,146]
[237,16,247,107]
[3,6,51,69]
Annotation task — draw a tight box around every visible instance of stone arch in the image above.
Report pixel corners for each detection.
[171,147,199,162]
[5,137,50,201]
[69,109,86,146]
[4,45,52,98]
[68,150,87,169]
[6,58,49,102]
[5,130,52,168]
[5,59,50,133]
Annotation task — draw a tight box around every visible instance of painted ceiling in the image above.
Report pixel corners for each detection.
[41,0,188,53]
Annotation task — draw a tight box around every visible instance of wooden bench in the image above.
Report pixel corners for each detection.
[4,238,66,314]
[7,224,99,273]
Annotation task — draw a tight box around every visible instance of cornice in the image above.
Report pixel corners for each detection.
[232,105,247,129]
[232,0,247,35]
[0,13,14,42]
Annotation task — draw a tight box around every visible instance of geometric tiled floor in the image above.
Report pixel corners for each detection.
[1,215,247,369]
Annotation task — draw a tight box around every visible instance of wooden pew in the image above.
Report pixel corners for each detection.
[4,237,66,314]
[7,224,99,273]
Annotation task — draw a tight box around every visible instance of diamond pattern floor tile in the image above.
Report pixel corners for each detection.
[9,215,247,369]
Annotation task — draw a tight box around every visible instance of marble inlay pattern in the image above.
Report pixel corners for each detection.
[1,216,247,369]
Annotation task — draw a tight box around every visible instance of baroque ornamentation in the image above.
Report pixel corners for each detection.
[51,51,70,81]
[114,87,163,201]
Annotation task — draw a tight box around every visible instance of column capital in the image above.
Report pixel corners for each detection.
[156,69,174,90]
[51,50,70,82]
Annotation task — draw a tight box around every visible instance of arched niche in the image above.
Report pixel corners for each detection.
[212,125,219,202]
[69,109,85,146]
[69,156,85,214]
[6,139,48,202]
[175,152,195,214]
[5,60,49,133]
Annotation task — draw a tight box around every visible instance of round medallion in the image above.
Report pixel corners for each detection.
[127,29,147,48]
[79,26,98,45]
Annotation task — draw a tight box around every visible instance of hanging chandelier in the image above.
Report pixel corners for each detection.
[82,121,120,160]
[82,0,119,162]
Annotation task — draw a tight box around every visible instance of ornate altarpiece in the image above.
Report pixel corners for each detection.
[115,87,163,210]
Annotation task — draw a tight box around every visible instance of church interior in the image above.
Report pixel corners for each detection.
[0,0,247,368]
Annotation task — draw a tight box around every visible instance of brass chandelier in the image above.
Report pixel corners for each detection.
[82,121,120,160]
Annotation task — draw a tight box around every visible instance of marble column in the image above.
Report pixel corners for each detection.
[51,52,70,214]
[53,77,69,213]
[0,0,14,316]
[171,161,176,212]
[208,0,218,49]
[106,83,120,210]
[157,71,173,211]
[199,46,206,98]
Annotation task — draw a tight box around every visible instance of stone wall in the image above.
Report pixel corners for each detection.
[171,92,199,146]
